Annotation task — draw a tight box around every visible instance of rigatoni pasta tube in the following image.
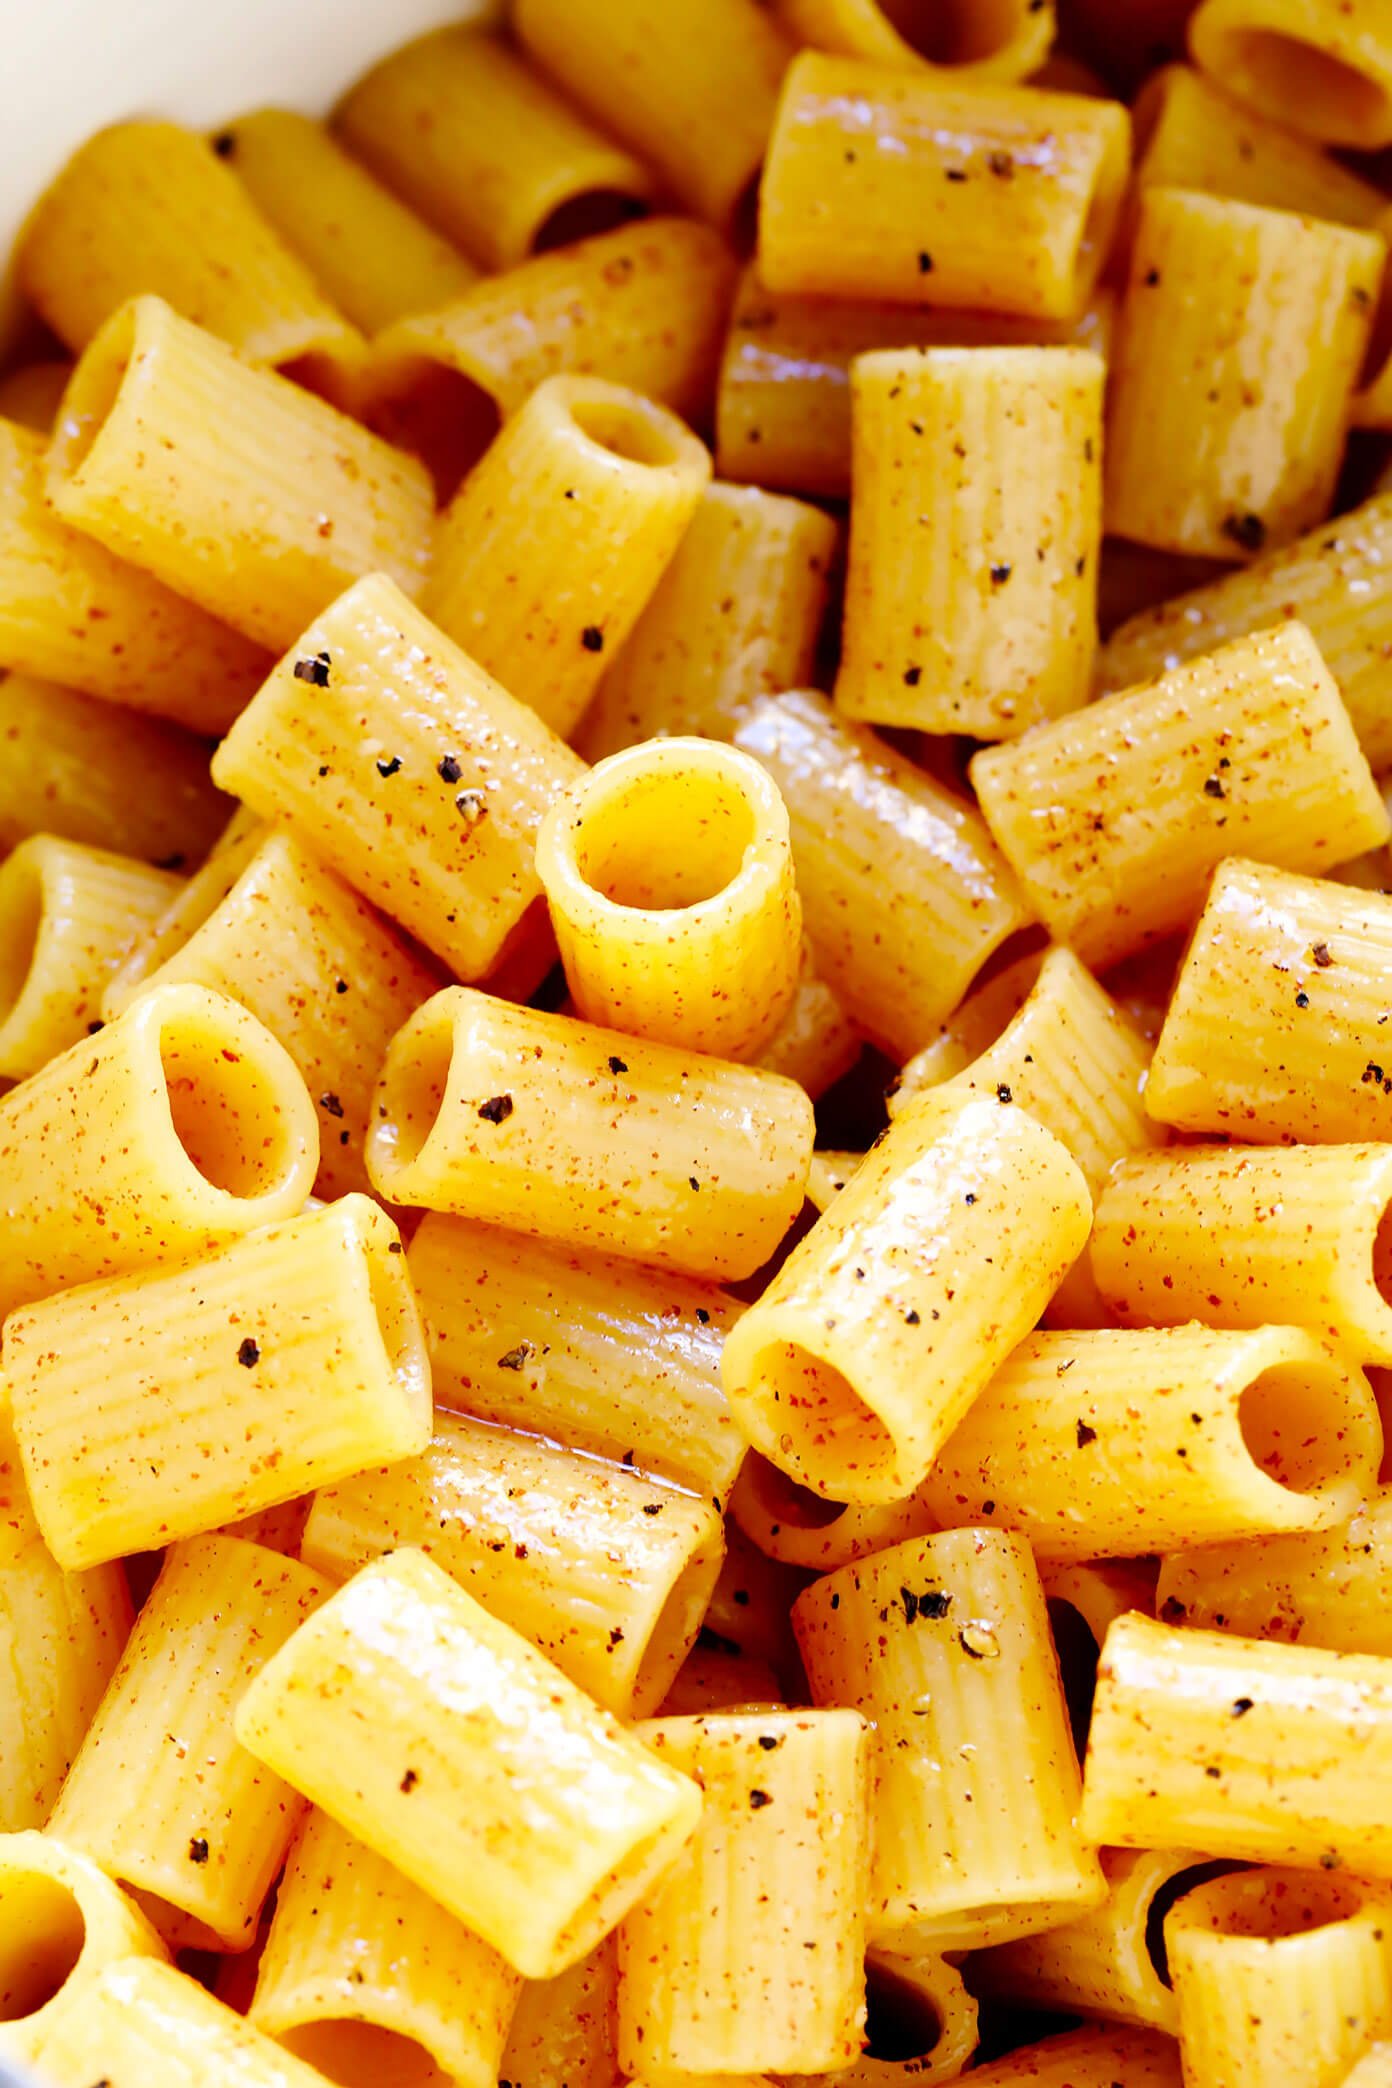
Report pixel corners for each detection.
[215,108,478,334]
[537,740,800,1059]
[757,945,862,1102]
[734,690,1030,1059]
[212,576,585,981]
[1104,189,1383,560]
[0,417,269,733]
[0,1832,166,2068]
[500,1941,618,2088]
[793,1529,1105,1947]
[758,57,1130,318]
[1165,1868,1392,2088]
[956,2025,1183,2085]
[46,296,433,652]
[301,1411,723,1717]
[616,1711,870,2074]
[1081,1610,1392,1874]
[1093,1144,1392,1361]
[1188,0,1392,150]
[250,1808,522,2088]
[924,1324,1380,1562]
[48,1535,326,1950]
[1155,1490,1392,1654]
[835,346,1102,737]
[0,837,181,1078]
[833,1946,980,2088]
[369,987,813,1282]
[1145,858,1392,1142]
[729,1449,937,1574]
[99,808,265,1013]
[334,29,652,274]
[970,621,1387,969]
[1346,2050,1392,2086]
[721,1088,1091,1503]
[406,1213,745,1504]
[773,0,1054,78]
[235,1547,703,1979]
[423,375,711,740]
[0,1537,131,1831]
[0,979,317,1319]
[515,0,794,233]
[6,1194,429,1570]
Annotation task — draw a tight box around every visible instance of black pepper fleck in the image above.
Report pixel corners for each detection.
[1232,1697,1254,1717]
[581,626,605,653]
[400,1768,418,1793]
[497,1343,533,1371]
[294,652,331,687]
[437,754,462,783]
[749,1788,772,1808]
[319,1091,344,1118]
[1222,512,1267,553]
[1076,1419,1097,1447]
[477,1094,514,1124]
[903,665,922,686]
[990,563,1012,585]
[917,251,933,273]
[188,1836,210,1863]
[376,755,402,778]
[608,1055,628,1074]
[237,1339,259,1368]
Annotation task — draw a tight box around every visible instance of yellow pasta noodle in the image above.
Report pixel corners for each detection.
[6,1194,428,1570]
[235,1547,703,1980]
[773,0,1055,78]
[616,1710,869,2074]
[0,1832,165,2068]
[805,1148,863,1211]
[1188,0,1392,149]
[98,808,264,1007]
[925,1324,1380,1561]
[46,297,433,651]
[423,374,711,740]
[1156,1490,1392,1654]
[1104,189,1384,560]
[1346,2051,1392,2087]
[369,986,813,1283]
[500,1944,617,2088]
[962,2026,1184,2085]
[335,29,652,274]
[722,1087,1091,1503]
[825,1945,980,2088]
[970,621,1387,969]
[793,1528,1105,1948]
[249,1806,522,2088]
[730,1450,937,1573]
[301,1411,723,1718]
[836,345,1102,736]
[734,689,1030,1059]
[48,1534,326,1950]
[758,57,1131,318]
[757,946,862,1101]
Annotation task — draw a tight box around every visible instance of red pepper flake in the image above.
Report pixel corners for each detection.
[400,1768,419,1793]
[294,651,331,687]
[319,1092,344,1118]
[376,755,402,778]
[497,1343,533,1371]
[1076,1419,1097,1447]
[237,1339,260,1368]
[581,626,605,653]
[188,1836,210,1863]
[1222,512,1266,553]
[749,1788,773,1808]
[437,754,462,783]
[477,1094,514,1124]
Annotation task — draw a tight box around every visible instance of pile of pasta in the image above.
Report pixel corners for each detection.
[7,0,1392,2083]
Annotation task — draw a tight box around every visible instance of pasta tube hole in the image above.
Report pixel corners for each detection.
[535,191,648,255]
[741,1450,851,1532]
[369,361,502,504]
[0,1873,86,2021]
[1176,1868,1367,1945]
[0,852,44,1028]
[631,1531,726,1715]
[361,1215,433,1432]
[567,388,696,472]
[747,1338,897,1497]
[280,2017,446,2088]
[875,0,1026,66]
[863,1960,944,2064]
[159,1008,307,1200]
[1237,1360,1367,1497]
[1218,31,1389,145]
[373,1011,452,1174]
[571,765,759,913]
[1143,1861,1239,1987]
[48,302,135,481]
[1046,1596,1101,1760]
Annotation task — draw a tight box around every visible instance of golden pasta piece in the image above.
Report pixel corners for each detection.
[756,945,862,1102]
[617,1710,870,2073]
[6,1195,428,1570]
[823,1945,980,2088]
[576,480,840,760]
[1097,493,1392,773]
[15,119,358,369]
[1156,1490,1392,1655]
[1346,2050,1392,2087]
[836,345,1102,736]
[1043,1559,1160,1753]
[537,739,801,1060]
[99,808,265,1013]
[0,361,72,433]
[235,1547,703,1980]
[971,621,1387,969]
[0,417,269,733]
[0,836,181,1078]
[302,1412,723,1718]
[48,1535,326,1950]
[46,297,433,652]
[424,375,711,740]
[212,574,586,983]
[793,1529,1105,1948]
[369,986,813,1283]
[1166,1868,1392,2088]
[729,1450,937,1573]
[661,1649,786,1716]
[0,1832,166,2068]
[216,108,478,334]
[249,1807,522,2088]
[805,1148,863,1210]
[722,1088,1091,1503]
[514,0,794,233]
[759,56,1130,318]
[925,1324,1380,1561]
[1188,0,1392,149]
[1145,858,1392,1142]
[734,690,1030,1059]
[500,1942,617,2088]
[335,29,652,274]
[1104,189,1384,560]
[773,0,1055,78]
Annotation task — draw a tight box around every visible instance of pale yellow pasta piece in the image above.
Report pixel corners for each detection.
[617,1710,870,2073]
[1189,0,1392,149]
[369,986,813,1283]
[0,362,72,433]
[805,1149,863,1210]
[963,2027,1183,2084]
[1104,189,1384,560]
[6,1194,428,1570]
[0,836,181,1078]
[500,1942,618,2088]
[722,1088,1091,1503]
[0,1832,166,2068]
[794,1528,1104,1948]
[729,1450,937,1573]
[734,690,1030,1059]
[302,1411,723,1718]
[774,0,1054,78]
[407,1212,745,1506]
[0,1541,132,1832]
[211,574,586,983]
[578,482,839,761]
[48,1535,325,1950]
[759,57,1130,318]
[424,375,711,741]
[250,1807,522,2088]
[818,1945,979,2088]
[335,29,652,274]
[971,621,1387,969]
[47,297,433,651]
[660,1648,786,1716]
[1345,2047,1392,2086]
[1156,1490,1392,1654]
[836,345,1102,736]
[235,1547,703,1980]
[757,946,862,1102]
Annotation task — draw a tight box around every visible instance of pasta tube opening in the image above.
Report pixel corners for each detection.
[862,1958,948,2067]
[48,304,133,481]
[278,2017,442,2088]
[566,385,698,473]
[1238,1359,1370,1499]
[371,362,503,505]
[567,762,758,914]
[0,1872,85,2022]
[1206,29,1390,146]
[372,998,453,1177]
[158,997,314,1205]
[1143,1861,1236,1990]
[0,855,43,1025]
[635,1543,728,1717]
[738,1338,897,1498]
[535,192,649,253]
[1046,1595,1104,1760]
